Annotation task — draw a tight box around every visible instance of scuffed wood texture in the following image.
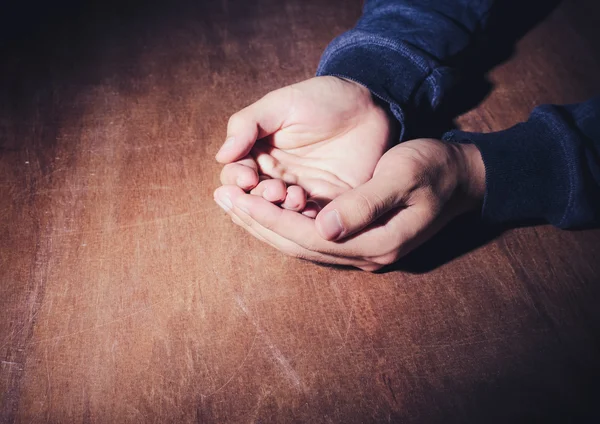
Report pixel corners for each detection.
[1,0,600,422]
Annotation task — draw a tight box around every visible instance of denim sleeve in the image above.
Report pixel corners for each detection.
[317,0,495,138]
[444,97,600,228]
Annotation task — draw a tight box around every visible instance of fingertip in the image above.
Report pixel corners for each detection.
[215,136,253,164]
[315,216,327,239]
[236,172,259,191]
[250,179,286,203]
[213,185,228,200]
[215,184,244,200]
[315,208,343,241]
[215,137,235,163]
[302,209,318,218]
[215,152,227,164]
[281,185,307,211]
[213,186,233,213]
[263,179,287,203]
[301,201,320,219]
[234,190,285,224]
[220,162,259,190]
[215,151,236,164]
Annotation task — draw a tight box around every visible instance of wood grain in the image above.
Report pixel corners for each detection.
[1,0,600,422]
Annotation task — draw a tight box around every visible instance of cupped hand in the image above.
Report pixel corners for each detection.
[214,138,485,271]
[215,76,397,215]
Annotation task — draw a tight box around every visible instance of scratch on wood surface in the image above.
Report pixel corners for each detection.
[199,328,258,399]
[338,308,353,350]
[12,261,222,352]
[2,166,66,202]
[45,347,52,407]
[235,295,304,391]
[31,185,175,194]
[420,333,520,349]
[0,307,42,350]
[26,289,173,346]
[22,268,215,347]
[42,206,214,238]
[27,305,157,345]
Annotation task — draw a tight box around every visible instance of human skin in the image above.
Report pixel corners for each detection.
[216,76,396,217]
[215,77,486,271]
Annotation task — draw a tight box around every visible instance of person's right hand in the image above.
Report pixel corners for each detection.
[215,76,397,216]
[214,138,485,271]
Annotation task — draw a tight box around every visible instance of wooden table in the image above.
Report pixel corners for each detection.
[2,1,600,422]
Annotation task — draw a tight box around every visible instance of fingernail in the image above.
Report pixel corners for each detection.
[214,194,233,212]
[217,137,235,156]
[320,210,343,240]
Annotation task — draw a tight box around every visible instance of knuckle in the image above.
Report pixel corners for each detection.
[353,192,384,224]
[396,162,424,192]
[403,160,422,178]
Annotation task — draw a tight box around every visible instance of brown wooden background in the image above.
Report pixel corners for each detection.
[1,0,600,422]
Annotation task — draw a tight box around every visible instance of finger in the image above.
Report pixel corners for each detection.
[378,202,454,262]
[229,212,276,248]
[281,185,307,212]
[220,157,259,191]
[254,148,350,199]
[214,186,371,268]
[315,174,406,241]
[216,88,293,163]
[217,184,441,268]
[221,185,391,258]
[301,208,318,218]
[250,178,287,203]
[303,198,329,216]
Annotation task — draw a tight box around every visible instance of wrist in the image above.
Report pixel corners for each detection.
[335,76,401,147]
[456,142,486,211]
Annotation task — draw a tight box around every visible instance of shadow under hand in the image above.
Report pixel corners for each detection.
[381,213,507,274]
[386,1,563,272]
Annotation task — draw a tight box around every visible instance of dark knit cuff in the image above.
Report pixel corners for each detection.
[317,31,442,140]
[443,117,571,227]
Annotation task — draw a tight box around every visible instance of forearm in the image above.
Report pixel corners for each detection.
[444,97,600,228]
[317,0,495,137]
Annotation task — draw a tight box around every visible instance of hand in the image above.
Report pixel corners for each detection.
[215,76,396,215]
[214,138,485,271]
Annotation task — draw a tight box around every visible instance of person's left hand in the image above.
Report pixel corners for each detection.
[214,138,485,271]
[215,76,397,216]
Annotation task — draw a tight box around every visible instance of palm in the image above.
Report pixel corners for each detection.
[246,77,395,202]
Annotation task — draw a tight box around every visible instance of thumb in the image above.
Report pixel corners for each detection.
[215,89,292,164]
[315,175,403,241]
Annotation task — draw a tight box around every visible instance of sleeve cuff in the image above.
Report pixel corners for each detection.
[317,30,452,140]
[443,108,574,227]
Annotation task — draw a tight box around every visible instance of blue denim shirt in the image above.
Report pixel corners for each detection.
[317,0,600,228]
